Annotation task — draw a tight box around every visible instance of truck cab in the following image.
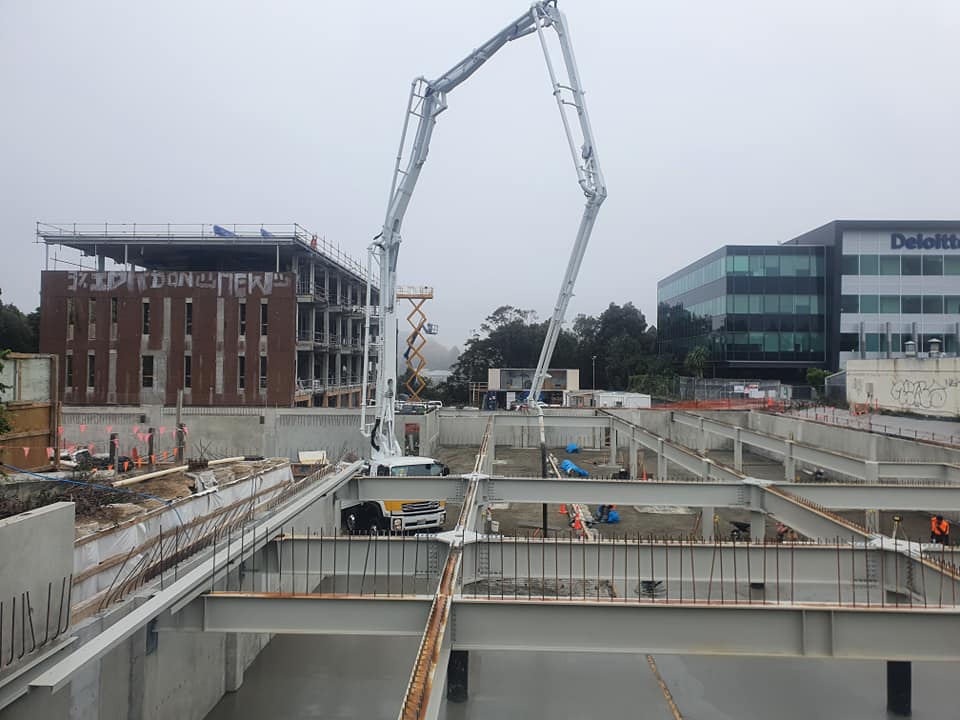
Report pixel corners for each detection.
[342,456,449,534]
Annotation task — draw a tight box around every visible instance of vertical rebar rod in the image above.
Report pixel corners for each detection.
[664,537,670,603]
[880,536,885,608]
[894,537,899,608]
[732,534,738,603]
[939,541,945,608]
[333,528,338,595]
[850,535,855,607]
[649,538,655,603]
[689,537,697,603]
[347,533,352,595]
[305,527,311,595]
[400,531,405,598]
[211,533,216,593]
[835,537,842,605]
[790,538,795,605]
[175,526,180,583]
[319,529,324,595]
[775,540,781,604]
[42,583,51,645]
[226,527,232,593]
[159,524,164,591]
[718,536,725,604]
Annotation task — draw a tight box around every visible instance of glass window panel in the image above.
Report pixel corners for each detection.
[749,256,764,276]
[779,295,794,313]
[923,255,944,275]
[792,254,810,276]
[733,255,749,273]
[810,333,825,352]
[945,296,960,314]
[859,255,879,275]
[879,256,900,275]
[749,295,763,314]
[880,295,900,313]
[859,295,879,314]
[901,256,922,275]
[764,254,780,275]
[748,332,763,350]
[813,254,825,276]
[779,332,794,352]
[945,256,960,275]
[923,295,944,314]
[841,255,859,275]
[810,295,820,314]
[839,333,859,352]
[902,295,922,314]
[764,295,779,313]
[865,334,880,352]
[763,333,779,352]
[795,295,811,313]
[733,295,748,313]
[840,295,859,313]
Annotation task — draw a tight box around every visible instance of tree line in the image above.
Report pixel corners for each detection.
[426,302,682,405]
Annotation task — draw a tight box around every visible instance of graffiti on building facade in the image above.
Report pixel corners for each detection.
[890,378,950,409]
[66,271,291,297]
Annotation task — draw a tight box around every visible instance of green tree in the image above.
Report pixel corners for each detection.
[0,302,39,353]
[683,346,708,378]
[806,368,830,398]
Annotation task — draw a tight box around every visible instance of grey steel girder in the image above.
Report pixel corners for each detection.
[158,591,960,661]
[359,475,960,513]
[449,600,960,660]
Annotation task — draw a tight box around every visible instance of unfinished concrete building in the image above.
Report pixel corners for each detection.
[38,223,377,408]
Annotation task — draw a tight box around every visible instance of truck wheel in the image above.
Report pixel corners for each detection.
[366,505,386,534]
[343,507,363,535]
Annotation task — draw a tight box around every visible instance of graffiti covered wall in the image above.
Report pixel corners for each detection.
[846,358,960,418]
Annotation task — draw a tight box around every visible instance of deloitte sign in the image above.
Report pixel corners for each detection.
[890,232,960,250]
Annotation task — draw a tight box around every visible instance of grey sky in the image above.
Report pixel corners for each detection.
[2,0,958,348]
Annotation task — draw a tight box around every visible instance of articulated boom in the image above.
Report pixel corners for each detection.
[361,1,606,457]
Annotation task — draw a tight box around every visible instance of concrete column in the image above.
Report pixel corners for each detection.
[447,650,469,702]
[700,506,715,541]
[657,438,666,480]
[701,457,713,481]
[609,425,617,464]
[733,427,743,472]
[886,661,911,716]
[148,428,156,469]
[698,417,707,454]
[224,633,244,692]
[784,440,795,481]
[751,510,765,542]
[629,437,639,478]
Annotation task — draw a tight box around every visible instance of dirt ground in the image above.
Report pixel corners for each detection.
[433,445,937,542]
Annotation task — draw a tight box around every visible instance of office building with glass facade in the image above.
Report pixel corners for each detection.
[657,220,960,379]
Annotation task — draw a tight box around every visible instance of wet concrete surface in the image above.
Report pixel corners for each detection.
[205,635,960,719]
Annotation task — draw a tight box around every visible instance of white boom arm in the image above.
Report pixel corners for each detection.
[361,1,606,459]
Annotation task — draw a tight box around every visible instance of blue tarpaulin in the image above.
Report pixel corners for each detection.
[565,443,580,453]
[260,228,274,238]
[213,225,238,238]
[559,459,589,477]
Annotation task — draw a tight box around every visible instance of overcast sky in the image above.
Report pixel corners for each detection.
[2,0,958,347]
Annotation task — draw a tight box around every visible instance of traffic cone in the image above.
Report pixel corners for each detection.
[573,513,583,531]
[642,469,647,480]
[559,503,568,515]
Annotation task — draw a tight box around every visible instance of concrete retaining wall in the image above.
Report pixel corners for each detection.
[60,406,440,462]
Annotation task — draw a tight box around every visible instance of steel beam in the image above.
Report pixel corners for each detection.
[754,485,871,541]
[202,593,432,635]
[786,483,960,512]
[450,599,960,660]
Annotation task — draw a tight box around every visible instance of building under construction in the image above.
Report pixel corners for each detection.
[38,223,377,408]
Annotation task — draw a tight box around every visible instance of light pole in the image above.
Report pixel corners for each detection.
[591,355,597,390]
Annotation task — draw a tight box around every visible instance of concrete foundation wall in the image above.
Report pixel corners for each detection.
[0,502,74,664]
[60,406,440,462]
[846,357,960,419]
[748,412,960,465]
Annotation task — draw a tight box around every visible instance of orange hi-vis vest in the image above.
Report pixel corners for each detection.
[932,517,950,536]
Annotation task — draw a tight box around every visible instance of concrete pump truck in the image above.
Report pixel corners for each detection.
[343,0,606,535]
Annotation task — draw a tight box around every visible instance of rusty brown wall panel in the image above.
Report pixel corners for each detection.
[40,271,297,407]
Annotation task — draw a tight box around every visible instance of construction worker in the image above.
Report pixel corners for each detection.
[931,515,951,545]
